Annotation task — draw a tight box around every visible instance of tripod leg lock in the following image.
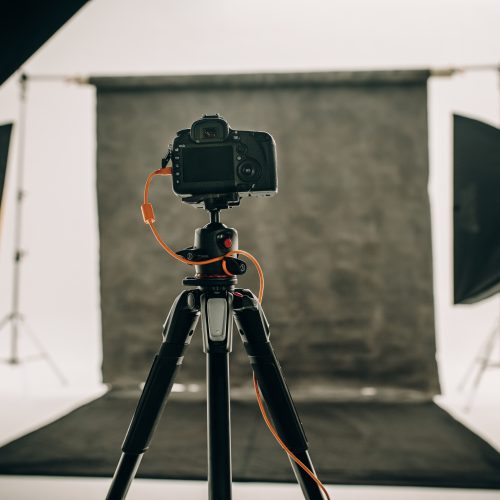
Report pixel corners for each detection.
[232,289,270,343]
[162,290,200,344]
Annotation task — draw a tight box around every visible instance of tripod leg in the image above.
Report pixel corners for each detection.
[201,291,233,500]
[105,290,201,500]
[232,290,325,500]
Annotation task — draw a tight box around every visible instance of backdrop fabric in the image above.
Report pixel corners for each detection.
[91,70,438,397]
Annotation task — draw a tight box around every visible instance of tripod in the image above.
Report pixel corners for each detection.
[105,211,325,500]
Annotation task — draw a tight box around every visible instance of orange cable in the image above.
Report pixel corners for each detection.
[253,373,331,499]
[141,168,264,301]
[141,167,329,498]
[251,304,331,499]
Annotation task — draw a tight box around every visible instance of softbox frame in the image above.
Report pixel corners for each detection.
[0,123,13,222]
[454,114,500,304]
[0,1,90,85]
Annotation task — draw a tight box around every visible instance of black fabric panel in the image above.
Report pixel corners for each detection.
[0,123,12,209]
[92,71,438,396]
[453,114,500,304]
[0,1,90,85]
[0,393,499,488]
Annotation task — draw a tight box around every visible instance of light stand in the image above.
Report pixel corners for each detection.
[458,299,500,411]
[448,63,500,411]
[0,73,73,384]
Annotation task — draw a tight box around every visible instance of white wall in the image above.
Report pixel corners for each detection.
[0,0,499,397]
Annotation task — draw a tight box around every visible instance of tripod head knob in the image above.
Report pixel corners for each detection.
[176,216,245,280]
[223,257,247,275]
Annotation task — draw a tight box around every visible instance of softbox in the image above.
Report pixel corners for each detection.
[0,123,13,223]
[454,114,500,304]
[0,1,90,85]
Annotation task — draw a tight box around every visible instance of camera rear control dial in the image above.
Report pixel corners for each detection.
[237,159,262,182]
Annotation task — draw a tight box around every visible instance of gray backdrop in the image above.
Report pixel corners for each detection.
[92,70,438,398]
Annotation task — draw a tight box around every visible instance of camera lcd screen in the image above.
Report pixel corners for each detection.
[182,146,234,182]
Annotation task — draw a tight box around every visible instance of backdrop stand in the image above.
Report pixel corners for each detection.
[0,73,73,384]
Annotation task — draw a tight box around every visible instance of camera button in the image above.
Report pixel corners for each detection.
[237,160,261,182]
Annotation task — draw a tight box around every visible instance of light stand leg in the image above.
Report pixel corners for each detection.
[464,326,499,412]
[0,312,68,384]
[458,324,495,392]
[105,290,200,500]
[21,317,68,384]
[459,298,500,412]
[233,289,325,500]
[0,313,12,332]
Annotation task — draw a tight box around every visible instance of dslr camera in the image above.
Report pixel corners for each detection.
[166,114,278,208]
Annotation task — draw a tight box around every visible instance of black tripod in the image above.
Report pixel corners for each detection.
[105,210,324,500]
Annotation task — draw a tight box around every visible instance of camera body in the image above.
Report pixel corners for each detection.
[169,115,277,207]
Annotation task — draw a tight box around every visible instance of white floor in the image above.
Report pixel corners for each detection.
[0,376,499,500]
[2,475,500,500]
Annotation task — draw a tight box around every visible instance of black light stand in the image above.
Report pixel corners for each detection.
[105,209,326,500]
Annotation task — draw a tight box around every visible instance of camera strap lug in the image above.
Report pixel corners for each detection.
[161,147,172,168]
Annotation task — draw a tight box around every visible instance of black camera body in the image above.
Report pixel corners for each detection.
[169,115,277,208]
